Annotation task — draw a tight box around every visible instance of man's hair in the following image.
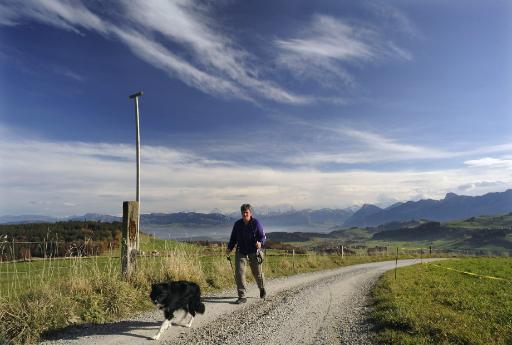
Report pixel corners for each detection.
[240,203,253,213]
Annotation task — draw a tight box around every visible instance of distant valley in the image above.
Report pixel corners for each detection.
[1,190,511,252]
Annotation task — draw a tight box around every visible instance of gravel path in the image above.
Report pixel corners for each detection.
[41,259,436,345]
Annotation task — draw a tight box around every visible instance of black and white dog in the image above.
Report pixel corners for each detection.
[149,281,206,340]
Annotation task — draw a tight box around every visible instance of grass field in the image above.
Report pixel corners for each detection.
[0,235,428,345]
[2,235,508,345]
[371,257,512,345]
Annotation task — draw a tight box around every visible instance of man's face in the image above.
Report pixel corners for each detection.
[242,209,252,222]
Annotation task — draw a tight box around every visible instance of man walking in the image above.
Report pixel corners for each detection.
[227,203,266,304]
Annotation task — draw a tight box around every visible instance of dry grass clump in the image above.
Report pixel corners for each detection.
[0,264,150,344]
[203,257,233,289]
[159,250,206,286]
[0,287,73,344]
[137,249,207,290]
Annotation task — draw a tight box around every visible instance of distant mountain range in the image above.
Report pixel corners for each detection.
[343,204,383,227]
[0,209,355,227]
[344,189,512,227]
[0,213,123,224]
[1,189,510,228]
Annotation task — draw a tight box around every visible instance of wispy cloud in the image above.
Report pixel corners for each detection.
[119,0,311,104]
[275,14,412,86]
[0,0,107,34]
[456,181,509,193]
[464,157,512,169]
[0,2,18,26]
[56,68,85,82]
[111,27,251,101]
[264,115,512,166]
[366,2,420,39]
[0,0,311,105]
[276,16,375,61]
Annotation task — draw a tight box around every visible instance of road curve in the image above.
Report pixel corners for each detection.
[41,259,435,345]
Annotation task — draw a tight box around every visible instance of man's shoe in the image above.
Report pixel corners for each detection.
[260,288,266,299]
[235,297,247,304]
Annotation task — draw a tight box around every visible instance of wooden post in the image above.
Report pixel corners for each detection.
[292,249,295,270]
[122,201,139,279]
[341,245,344,259]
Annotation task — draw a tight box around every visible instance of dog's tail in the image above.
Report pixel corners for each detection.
[195,300,205,314]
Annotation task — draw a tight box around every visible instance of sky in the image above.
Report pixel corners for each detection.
[0,0,511,217]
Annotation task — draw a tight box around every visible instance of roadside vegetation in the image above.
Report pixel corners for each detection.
[0,233,425,345]
[371,257,512,345]
[1,220,510,345]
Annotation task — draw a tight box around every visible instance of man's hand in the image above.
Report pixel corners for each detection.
[255,241,261,249]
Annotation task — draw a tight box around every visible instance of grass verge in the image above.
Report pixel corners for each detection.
[0,236,449,345]
[371,258,512,345]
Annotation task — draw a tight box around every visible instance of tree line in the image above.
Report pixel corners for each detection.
[0,221,123,261]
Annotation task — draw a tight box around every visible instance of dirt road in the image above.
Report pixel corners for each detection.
[41,259,434,345]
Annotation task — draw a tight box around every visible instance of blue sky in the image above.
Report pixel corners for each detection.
[0,0,511,216]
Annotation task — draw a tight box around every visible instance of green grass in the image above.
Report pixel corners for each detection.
[281,213,512,253]
[0,233,435,345]
[447,213,512,229]
[1,232,502,345]
[371,257,512,345]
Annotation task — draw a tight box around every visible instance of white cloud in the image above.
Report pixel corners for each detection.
[58,69,85,82]
[0,3,19,26]
[265,115,512,165]
[464,157,512,169]
[275,121,448,165]
[276,16,374,61]
[112,27,251,102]
[275,14,412,86]
[118,0,311,105]
[456,181,509,193]
[3,0,108,34]
[1,134,511,216]
[0,0,311,105]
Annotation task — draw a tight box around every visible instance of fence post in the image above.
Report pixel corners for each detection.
[341,245,344,259]
[395,247,398,280]
[122,201,139,279]
[292,249,295,270]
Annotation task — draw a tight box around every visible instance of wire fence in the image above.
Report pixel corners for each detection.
[1,237,510,299]
[2,237,511,263]
[0,238,118,263]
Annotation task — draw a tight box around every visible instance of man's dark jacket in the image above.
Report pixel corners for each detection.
[228,217,266,255]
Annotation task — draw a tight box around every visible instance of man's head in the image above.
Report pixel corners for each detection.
[240,203,253,222]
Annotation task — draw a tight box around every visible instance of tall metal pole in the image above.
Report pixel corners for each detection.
[129,91,143,250]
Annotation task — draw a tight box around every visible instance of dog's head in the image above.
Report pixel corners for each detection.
[150,283,168,308]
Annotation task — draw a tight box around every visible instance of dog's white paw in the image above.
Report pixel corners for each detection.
[186,316,194,328]
[151,334,161,340]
